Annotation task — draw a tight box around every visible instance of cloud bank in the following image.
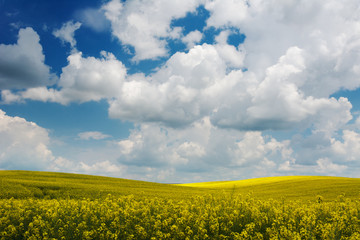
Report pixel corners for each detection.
[1,0,360,181]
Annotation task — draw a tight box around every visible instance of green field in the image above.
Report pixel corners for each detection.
[0,170,215,200]
[1,170,359,201]
[180,175,360,201]
[1,171,360,239]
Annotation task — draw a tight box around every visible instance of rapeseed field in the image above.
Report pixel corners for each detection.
[1,171,360,239]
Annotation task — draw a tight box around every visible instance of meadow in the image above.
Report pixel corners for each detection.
[1,170,360,239]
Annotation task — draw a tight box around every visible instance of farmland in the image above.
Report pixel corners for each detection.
[0,170,213,200]
[1,171,360,239]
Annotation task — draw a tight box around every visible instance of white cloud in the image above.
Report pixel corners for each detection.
[57,51,126,102]
[19,87,65,104]
[205,0,248,28]
[278,157,348,176]
[51,157,74,172]
[78,131,111,140]
[102,0,203,61]
[276,128,360,177]
[177,142,206,158]
[79,160,126,175]
[331,130,360,162]
[15,51,127,104]
[182,30,203,49]
[0,109,56,170]
[315,158,347,174]
[211,47,353,131]
[230,132,286,167]
[206,0,360,97]
[53,21,82,48]
[214,30,245,68]
[0,90,23,104]
[76,8,110,32]
[109,43,241,127]
[7,1,358,134]
[311,97,353,135]
[105,0,360,133]
[102,40,353,133]
[0,27,55,90]
[0,110,127,177]
[114,118,293,182]
[50,154,127,177]
[0,110,121,177]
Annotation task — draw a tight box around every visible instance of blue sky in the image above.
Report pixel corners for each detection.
[1,0,360,183]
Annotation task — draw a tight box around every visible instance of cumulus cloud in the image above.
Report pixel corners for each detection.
[206,0,360,96]
[230,131,288,167]
[109,43,242,127]
[102,0,358,132]
[115,118,294,182]
[79,160,126,175]
[53,21,82,48]
[276,127,360,177]
[214,30,245,68]
[56,51,126,103]
[13,51,127,104]
[78,131,111,140]
[205,0,248,27]
[0,27,55,90]
[50,153,127,177]
[331,130,360,162]
[0,90,23,104]
[102,0,202,61]
[104,0,360,133]
[0,109,127,177]
[315,158,347,174]
[0,109,56,170]
[182,30,203,49]
[7,0,359,134]
[278,158,348,176]
[203,45,352,132]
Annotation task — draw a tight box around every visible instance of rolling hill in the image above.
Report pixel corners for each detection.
[0,170,213,200]
[1,170,359,201]
[180,175,360,201]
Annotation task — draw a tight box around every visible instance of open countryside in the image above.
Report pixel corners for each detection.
[2,0,360,239]
[1,171,360,239]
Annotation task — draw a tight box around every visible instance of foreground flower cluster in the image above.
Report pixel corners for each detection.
[0,194,359,239]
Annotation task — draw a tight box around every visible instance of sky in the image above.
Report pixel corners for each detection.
[1,0,360,183]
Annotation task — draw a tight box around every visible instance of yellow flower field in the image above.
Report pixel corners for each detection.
[1,194,360,239]
[1,171,360,239]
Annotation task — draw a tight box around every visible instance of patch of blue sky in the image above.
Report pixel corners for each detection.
[75,26,132,64]
[166,38,187,57]
[171,5,209,35]
[41,31,70,76]
[331,89,360,114]
[202,26,222,45]
[227,29,246,47]
[0,100,133,139]
[1,0,107,75]
[1,0,101,30]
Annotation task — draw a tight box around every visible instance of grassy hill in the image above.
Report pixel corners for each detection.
[1,170,359,201]
[0,170,214,200]
[180,176,360,201]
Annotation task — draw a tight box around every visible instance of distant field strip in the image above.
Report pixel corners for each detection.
[180,176,360,201]
[1,171,360,201]
[0,170,216,200]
